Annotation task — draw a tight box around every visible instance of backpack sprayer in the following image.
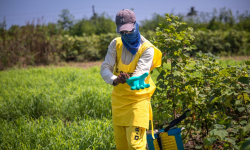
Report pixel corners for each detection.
[126,73,190,150]
[149,109,190,150]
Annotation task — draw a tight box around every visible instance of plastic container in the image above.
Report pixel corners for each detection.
[146,128,184,150]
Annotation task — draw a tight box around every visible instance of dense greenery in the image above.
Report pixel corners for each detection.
[152,14,250,150]
[140,8,250,33]
[1,8,250,70]
[0,117,115,149]
[1,25,249,70]
[0,67,114,149]
[0,67,111,120]
[0,59,249,149]
[0,8,250,149]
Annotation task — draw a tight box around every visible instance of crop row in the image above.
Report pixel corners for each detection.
[0,117,115,150]
[0,67,112,121]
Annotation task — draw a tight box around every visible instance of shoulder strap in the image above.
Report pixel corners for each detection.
[140,40,162,71]
[115,37,123,63]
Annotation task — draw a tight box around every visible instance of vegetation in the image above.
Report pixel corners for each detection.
[1,8,250,70]
[1,25,249,70]
[151,14,250,150]
[140,7,250,32]
[0,7,250,150]
[0,59,248,149]
[0,67,114,149]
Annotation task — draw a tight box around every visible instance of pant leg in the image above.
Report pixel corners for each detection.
[113,124,129,150]
[126,126,146,150]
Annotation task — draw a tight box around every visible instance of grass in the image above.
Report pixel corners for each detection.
[0,67,112,121]
[0,117,115,149]
[0,58,248,150]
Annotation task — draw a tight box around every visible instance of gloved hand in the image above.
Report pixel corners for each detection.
[113,73,130,85]
[126,72,150,90]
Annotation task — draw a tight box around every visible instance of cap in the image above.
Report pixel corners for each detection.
[116,9,136,32]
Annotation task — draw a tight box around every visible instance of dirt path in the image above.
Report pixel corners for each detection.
[56,56,249,69]
[33,56,249,70]
[53,61,103,69]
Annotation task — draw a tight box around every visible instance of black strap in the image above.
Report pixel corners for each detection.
[164,109,190,132]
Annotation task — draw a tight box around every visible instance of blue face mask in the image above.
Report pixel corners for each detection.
[121,22,141,55]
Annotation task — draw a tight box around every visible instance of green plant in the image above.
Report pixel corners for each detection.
[151,14,250,149]
[0,117,115,150]
[0,67,112,121]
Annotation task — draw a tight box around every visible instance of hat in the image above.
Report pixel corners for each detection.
[116,9,136,32]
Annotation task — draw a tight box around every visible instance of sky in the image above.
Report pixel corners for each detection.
[0,0,250,29]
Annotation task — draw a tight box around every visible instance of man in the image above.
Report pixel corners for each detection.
[100,9,162,150]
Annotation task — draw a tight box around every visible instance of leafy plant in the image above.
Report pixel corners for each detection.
[151,14,250,149]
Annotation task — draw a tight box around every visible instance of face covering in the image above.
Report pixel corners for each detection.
[121,22,141,55]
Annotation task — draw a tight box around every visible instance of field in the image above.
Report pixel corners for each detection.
[0,58,249,150]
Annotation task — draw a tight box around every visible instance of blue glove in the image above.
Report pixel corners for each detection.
[126,72,150,90]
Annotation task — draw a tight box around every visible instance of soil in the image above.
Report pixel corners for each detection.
[55,61,103,69]
[54,56,249,69]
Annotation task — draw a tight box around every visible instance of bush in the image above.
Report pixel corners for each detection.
[152,13,250,149]
[192,30,250,56]
[0,25,63,70]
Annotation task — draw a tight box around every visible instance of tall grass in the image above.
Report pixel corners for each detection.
[0,117,115,150]
[0,66,112,121]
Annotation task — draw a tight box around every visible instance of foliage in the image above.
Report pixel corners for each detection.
[0,67,112,121]
[0,66,115,149]
[0,117,115,150]
[140,8,250,32]
[58,9,74,31]
[59,33,118,62]
[0,24,63,70]
[60,35,100,62]
[97,33,120,57]
[0,60,247,149]
[69,13,116,36]
[151,14,250,149]
[0,23,119,70]
[192,30,250,56]
[1,22,250,71]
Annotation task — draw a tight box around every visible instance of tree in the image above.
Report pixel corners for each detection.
[0,17,6,37]
[70,13,116,36]
[58,9,74,30]
[187,7,197,17]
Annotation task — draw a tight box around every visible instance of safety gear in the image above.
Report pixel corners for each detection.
[126,72,150,90]
[112,37,162,130]
[114,73,130,85]
[121,22,141,55]
[113,125,147,150]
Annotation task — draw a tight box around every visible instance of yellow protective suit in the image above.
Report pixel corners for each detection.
[112,37,162,149]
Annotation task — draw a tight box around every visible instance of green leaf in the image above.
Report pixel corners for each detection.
[234,145,240,150]
[203,137,217,146]
[225,138,236,145]
[238,77,249,84]
[224,97,233,108]
[240,140,250,150]
[240,121,247,126]
[211,97,222,103]
[195,145,203,149]
[190,45,197,50]
[214,124,225,129]
[245,60,250,65]
[238,107,245,113]
[199,94,206,98]
[173,71,181,76]
[210,129,228,140]
[243,122,250,133]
